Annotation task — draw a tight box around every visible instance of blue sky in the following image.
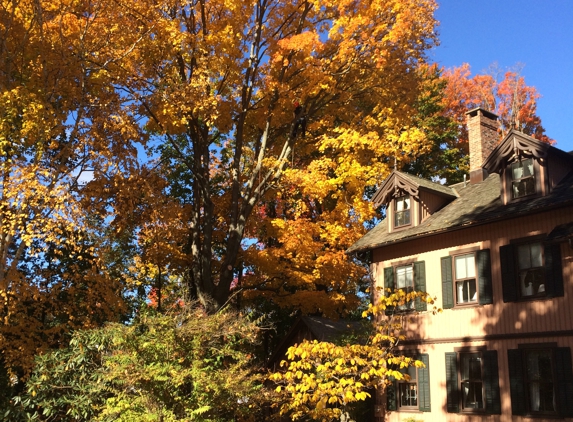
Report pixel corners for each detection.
[431,0,573,152]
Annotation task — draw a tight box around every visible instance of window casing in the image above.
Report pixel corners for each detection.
[460,353,484,410]
[387,354,431,412]
[511,158,535,198]
[517,242,545,298]
[441,249,493,309]
[394,195,411,227]
[507,346,573,417]
[454,254,477,305]
[500,239,563,302]
[383,261,427,313]
[397,364,418,410]
[396,264,414,311]
[446,350,501,414]
[524,349,555,413]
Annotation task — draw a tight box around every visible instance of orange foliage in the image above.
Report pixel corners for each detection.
[442,63,553,144]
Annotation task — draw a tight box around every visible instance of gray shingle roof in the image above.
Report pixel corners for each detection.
[347,171,573,254]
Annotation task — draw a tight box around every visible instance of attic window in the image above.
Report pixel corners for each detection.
[511,158,535,198]
[395,195,411,227]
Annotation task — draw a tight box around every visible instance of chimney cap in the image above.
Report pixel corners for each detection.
[465,107,498,120]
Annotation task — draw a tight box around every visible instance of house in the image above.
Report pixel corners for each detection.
[347,108,573,421]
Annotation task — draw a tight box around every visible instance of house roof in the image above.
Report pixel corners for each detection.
[347,160,573,255]
[348,129,573,255]
[299,316,365,342]
[482,129,573,174]
[371,170,457,208]
[267,316,366,367]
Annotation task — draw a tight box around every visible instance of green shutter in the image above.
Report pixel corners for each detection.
[386,380,397,411]
[445,352,459,413]
[477,249,493,305]
[441,256,454,309]
[500,244,518,302]
[482,350,501,414]
[414,261,427,312]
[507,349,526,415]
[544,243,564,298]
[384,267,395,315]
[417,353,431,412]
[555,347,573,417]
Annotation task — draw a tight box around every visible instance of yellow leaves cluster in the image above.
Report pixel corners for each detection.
[270,335,425,420]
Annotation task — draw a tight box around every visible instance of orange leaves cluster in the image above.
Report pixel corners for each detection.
[442,63,553,144]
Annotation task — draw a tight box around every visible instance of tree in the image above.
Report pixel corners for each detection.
[270,289,438,421]
[442,63,553,146]
[10,307,266,421]
[73,0,440,313]
[0,0,129,377]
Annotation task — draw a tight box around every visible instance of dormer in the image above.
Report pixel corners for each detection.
[371,171,457,233]
[482,130,573,205]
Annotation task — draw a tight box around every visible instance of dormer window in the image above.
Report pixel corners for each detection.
[511,158,535,198]
[395,195,411,227]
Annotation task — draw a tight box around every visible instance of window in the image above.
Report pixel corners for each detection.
[445,350,501,414]
[383,261,426,313]
[394,195,411,227]
[508,346,573,417]
[524,349,555,412]
[441,249,492,309]
[398,364,418,409]
[517,242,545,297]
[511,158,535,198]
[387,354,431,412]
[454,254,477,304]
[500,240,563,302]
[396,265,414,311]
[460,353,484,409]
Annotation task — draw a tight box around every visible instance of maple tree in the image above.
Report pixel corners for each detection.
[70,0,441,315]
[0,0,443,383]
[0,0,131,377]
[437,64,553,181]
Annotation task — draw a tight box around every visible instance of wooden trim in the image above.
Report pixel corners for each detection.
[509,233,547,244]
[448,245,480,256]
[454,345,487,352]
[517,342,558,349]
[389,257,418,268]
[400,329,573,345]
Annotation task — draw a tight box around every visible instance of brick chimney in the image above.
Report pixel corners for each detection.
[466,107,499,184]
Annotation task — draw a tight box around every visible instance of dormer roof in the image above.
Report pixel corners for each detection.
[483,129,573,175]
[371,170,457,208]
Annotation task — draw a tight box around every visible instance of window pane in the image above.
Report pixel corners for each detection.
[525,349,556,413]
[527,350,553,379]
[396,266,412,289]
[462,381,484,409]
[455,254,475,279]
[456,279,477,303]
[455,256,466,279]
[512,161,524,179]
[461,353,481,379]
[399,382,418,407]
[524,159,534,177]
[530,243,542,267]
[517,244,532,270]
[520,268,545,296]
